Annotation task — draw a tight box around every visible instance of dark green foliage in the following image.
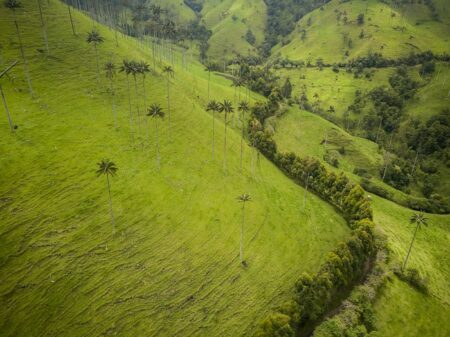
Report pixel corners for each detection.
[380,158,410,191]
[394,267,429,294]
[420,61,436,76]
[250,131,277,160]
[245,29,256,45]
[357,13,364,25]
[183,0,202,12]
[281,78,293,99]
[360,179,390,199]
[255,313,295,337]
[388,66,418,100]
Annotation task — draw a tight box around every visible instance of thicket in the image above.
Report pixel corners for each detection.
[248,105,378,336]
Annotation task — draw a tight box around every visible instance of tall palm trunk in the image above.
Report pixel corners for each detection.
[207,70,211,101]
[106,174,116,235]
[402,223,419,271]
[0,84,14,132]
[142,76,149,143]
[37,0,49,55]
[126,75,134,144]
[155,118,160,170]
[212,110,215,159]
[133,75,141,132]
[94,44,100,83]
[13,11,34,97]
[224,113,228,172]
[240,110,245,171]
[109,76,117,130]
[167,77,171,139]
[240,202,245,264]
[67,4,76,36]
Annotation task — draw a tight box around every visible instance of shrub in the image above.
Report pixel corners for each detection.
[360,179,390,199]
[255,313,295,337]
[394,267,429,294]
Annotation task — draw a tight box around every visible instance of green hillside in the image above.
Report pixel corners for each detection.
[201,0,267,60]
[273,0,450,63]
[0,1,350,336]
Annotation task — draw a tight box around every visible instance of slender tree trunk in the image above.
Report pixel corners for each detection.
[67,5,76,36]
[382,153,389,182]
[155,118,160,170]
[126,75,134,144]
[411,149,419,175]
[167,77,171,139]
[106,175,116,235]
[212,110,215,159]
[0,84,14,132]
[133,76,141,132]
[110,77,117,130]
[208,71,211,101]
[94,44,100,84]
[240,203,245,264]
[37,0,49,55]
[13,13,34,97]
[240,110,245,171]
[402,223,419,271]
[224,113,228,172]
[142,76,149,143]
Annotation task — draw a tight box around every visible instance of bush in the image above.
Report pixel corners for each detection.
[353,168,372,179]
[360,179,390,199]
[255,313,295,337]
[394,267,429,294]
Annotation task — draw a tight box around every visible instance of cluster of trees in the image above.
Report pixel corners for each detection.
[246,101,377,336]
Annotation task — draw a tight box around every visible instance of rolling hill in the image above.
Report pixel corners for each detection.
[0,1,350,336]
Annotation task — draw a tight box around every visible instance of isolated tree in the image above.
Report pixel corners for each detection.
[5,0,34,96]
[206,100,220,159]
[147,103,165,170]
[162,65,174,137]
[237,193,251,265]
[204,62,214,101]
[402,213,428,271]
[120,60,135,144]
[36,0,49,55]
[238,101,250,171]
[218,100,234,172]
[86,30,104,83]
[104,62,117,129]
[96,159,118,234]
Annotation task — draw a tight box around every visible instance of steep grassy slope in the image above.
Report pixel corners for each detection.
[273,0,450,63]
[371,196,450,337]
[0,1,350,337]
[271,106,450,337]
[201,0,267,60]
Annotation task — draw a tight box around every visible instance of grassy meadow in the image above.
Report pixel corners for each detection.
[0,1,351,336]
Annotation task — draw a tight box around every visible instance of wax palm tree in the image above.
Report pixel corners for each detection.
[104,62,117,129]
[138,61,151,142]
[147,103,165,170]
[204,62,215,101]
[36,0,49,55]
[402,213,428,271]
[218,100,234,172]
[86,30,104,83]
[237,193,251,265]
[129,61,142,133]
[66,3,76,35]
[96,159,118,235]
[238,101,250,171]
[120,60,134,144]
[206,100,220,159]
[5,0,34,97]
[162,65,174,138]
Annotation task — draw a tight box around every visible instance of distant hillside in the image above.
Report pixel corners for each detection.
[272,0,450,63]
